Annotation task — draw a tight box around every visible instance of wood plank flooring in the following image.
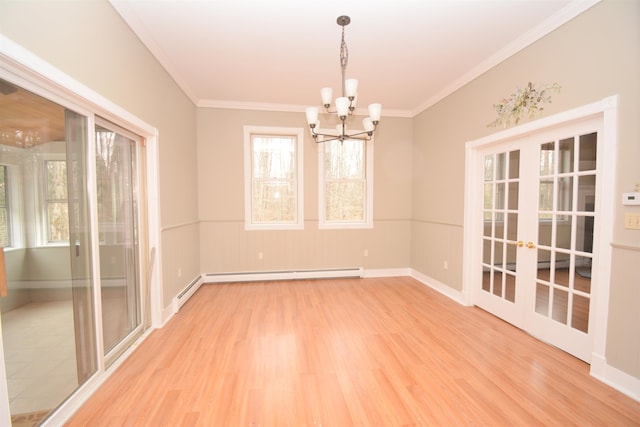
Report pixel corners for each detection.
[66,277,640,426]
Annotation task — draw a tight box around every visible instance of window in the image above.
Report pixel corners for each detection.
[44,159,70,242]
[244,126,304,230]
[0,166,10,247]
[319,137,373,229]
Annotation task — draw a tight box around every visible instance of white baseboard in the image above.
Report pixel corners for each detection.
[591,353,640,402]
[203,267,363,283]
[410,269,468,305]
[362,268,411,278]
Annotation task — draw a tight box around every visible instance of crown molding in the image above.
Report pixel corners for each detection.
[197,99,413,118]
[411,0,601,117]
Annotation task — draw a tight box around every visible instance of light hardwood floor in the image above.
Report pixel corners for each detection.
[66,277,640,426]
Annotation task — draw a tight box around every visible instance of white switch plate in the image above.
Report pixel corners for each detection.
[624,213,640,230]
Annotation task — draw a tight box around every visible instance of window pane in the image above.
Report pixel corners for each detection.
[321,137,368,226]
[508,150,519,179]
[0,166,5,205]
[496,152,506,180]
[325,140,364,179]
[539,179,554,211]
[579,133,597,171]
[325,181,364,221]
[252,181,296,223]
[540,142,554,175]
[557,176,573,211]
[558,138,574,174]
[48,201,69,241]
[0,166,8,247]
[252,136,295,179]
[47,160,68,199]
[484,155,494,181]
[0,208,8,247]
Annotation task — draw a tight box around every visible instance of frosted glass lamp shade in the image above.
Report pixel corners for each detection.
[368,103,382,122]
[345,79,358,98]
[362,117,374,132]
[305,107,319,125]
[320,87,333,106]
[335,97,350,117]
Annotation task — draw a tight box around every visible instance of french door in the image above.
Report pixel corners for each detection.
[475,116,602,362]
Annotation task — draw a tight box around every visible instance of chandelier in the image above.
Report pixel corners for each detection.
[305,15,381,143]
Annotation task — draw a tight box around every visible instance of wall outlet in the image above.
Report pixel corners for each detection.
[443,260,449,270]
[364,249,368,257]
[258,252,263,260]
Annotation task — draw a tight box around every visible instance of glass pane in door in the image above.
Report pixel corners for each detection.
[534,133,596,333]
[481,150,520,304]
[96,123,141,359]
[0,83,96,425]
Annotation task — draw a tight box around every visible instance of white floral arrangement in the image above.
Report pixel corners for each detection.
[488,82,561,128]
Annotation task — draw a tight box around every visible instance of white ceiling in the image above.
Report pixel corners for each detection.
[109,0,597,117]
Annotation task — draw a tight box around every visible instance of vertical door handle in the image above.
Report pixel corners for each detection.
[0,247,6,297]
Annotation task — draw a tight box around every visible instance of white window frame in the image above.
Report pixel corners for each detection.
[243,126,304,230]
[0,163,23,249]
[318,132,374,229]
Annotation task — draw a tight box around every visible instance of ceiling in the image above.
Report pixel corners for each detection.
[0,80,65,147]
[110,0,596,117]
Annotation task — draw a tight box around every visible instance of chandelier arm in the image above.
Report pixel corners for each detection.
[308,128,373,143]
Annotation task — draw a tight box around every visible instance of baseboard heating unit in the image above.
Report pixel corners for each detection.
[172,275,203,312]
[204,267,364,283]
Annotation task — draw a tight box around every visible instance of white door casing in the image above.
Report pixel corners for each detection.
[463,96,618,366]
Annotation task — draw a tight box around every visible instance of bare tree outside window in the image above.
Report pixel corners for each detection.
[0,166,10,247]
[251,135,297,223]
[324,139,365,222]
[46,160,70,242]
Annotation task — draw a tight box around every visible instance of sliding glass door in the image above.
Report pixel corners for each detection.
[95,120,143,363]
[0,85,97,425]
[0,79,148,425]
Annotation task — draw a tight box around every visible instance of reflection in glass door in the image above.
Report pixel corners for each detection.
[475,118,601,362]
[95,120,142,363]
[0,84,97,425]
[482,150,520,301]
[533,133,596,341]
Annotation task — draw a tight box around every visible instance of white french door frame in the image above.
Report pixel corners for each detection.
[462,96,618,372]
[0,35,164,425]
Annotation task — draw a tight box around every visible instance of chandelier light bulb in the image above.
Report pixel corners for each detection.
[362,117,374,133]
[368,103,382,123]
[345,79,358,99]
[320,87,333,107]
[305,107,319,125]
[335,97,350,118]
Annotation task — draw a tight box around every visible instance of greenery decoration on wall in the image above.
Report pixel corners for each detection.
[488,82,561,128]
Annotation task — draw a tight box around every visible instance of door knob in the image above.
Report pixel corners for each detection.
[526,241,536,249]
[507,240,524,247]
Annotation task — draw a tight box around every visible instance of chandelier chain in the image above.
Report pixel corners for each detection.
[340,25,348,97]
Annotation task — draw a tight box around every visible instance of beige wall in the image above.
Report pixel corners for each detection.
[412,0,640,378]
[0,0,200,307]
[197,108,413,272]
[1,0,638,386]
